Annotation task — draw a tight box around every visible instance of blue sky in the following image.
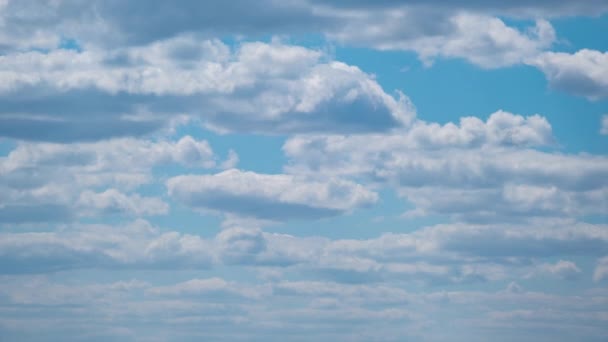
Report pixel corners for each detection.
[0,1,607,341]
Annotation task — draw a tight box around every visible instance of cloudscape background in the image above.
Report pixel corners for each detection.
[0,1,607,341]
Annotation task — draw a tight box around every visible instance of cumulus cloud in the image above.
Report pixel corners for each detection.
[284,111,608,220]
[285,110,554,156]
[0,136,217,223]
[3,219,607,280]
[2,0,602,67]
[0,220,213,273]
[167,169,378,221]
[2,1,602,111]
[0,39,412,141]
[1,135,216,177]
[328,13,555,68]
[527,49,608,100]
[601,115,608,135]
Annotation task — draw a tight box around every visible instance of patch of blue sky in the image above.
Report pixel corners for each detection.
[552,14,608,53]
[0,138,16,156]
[58,37,83,52]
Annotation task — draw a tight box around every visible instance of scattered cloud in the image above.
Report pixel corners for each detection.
[284,111,607,221]
[0,136,217,223]
[1,1,607,340]
[528,49,608,100]
[329,13,555,68]
[0,39,412,141]
[167,169,378,221]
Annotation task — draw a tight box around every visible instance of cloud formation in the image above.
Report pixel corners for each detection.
[167,169,378,221]
[0,136,218,223]
[284,111,607,221]
[528,49,608,100]
[0,39,412,142]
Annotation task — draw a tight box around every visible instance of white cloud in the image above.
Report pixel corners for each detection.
[76,189,169,217]
[601,115,608,135]
[328,13,555,68]
[167,169,378,221]
[0,39,412,141]
[0,220,213,273]
[4,218,606,283]
[321,221,608,267]
[284,110,554,157]
[3,0,602,67]
[0,135,219,223]
[1,135,216,181]
[284,111,608,220]
[527,49,608,100]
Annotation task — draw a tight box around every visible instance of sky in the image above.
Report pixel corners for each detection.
[0,1,607,341]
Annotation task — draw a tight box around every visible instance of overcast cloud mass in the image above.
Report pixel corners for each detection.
[0,1,607,341]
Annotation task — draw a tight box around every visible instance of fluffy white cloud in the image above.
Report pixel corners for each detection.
[328,13,555,68]
[601,115,608,135]
[0,135,219,223]
[399,184,607,222]
[1,135,216,176]
[284,111,607,220]
[3,219,606,280]
[527,49,608,100]
[284,110,554,159]
[0,39,412,141]
[4,0,608,110]
[0,220,213,273]
[167,169,378,221]
[2,0,602,66]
